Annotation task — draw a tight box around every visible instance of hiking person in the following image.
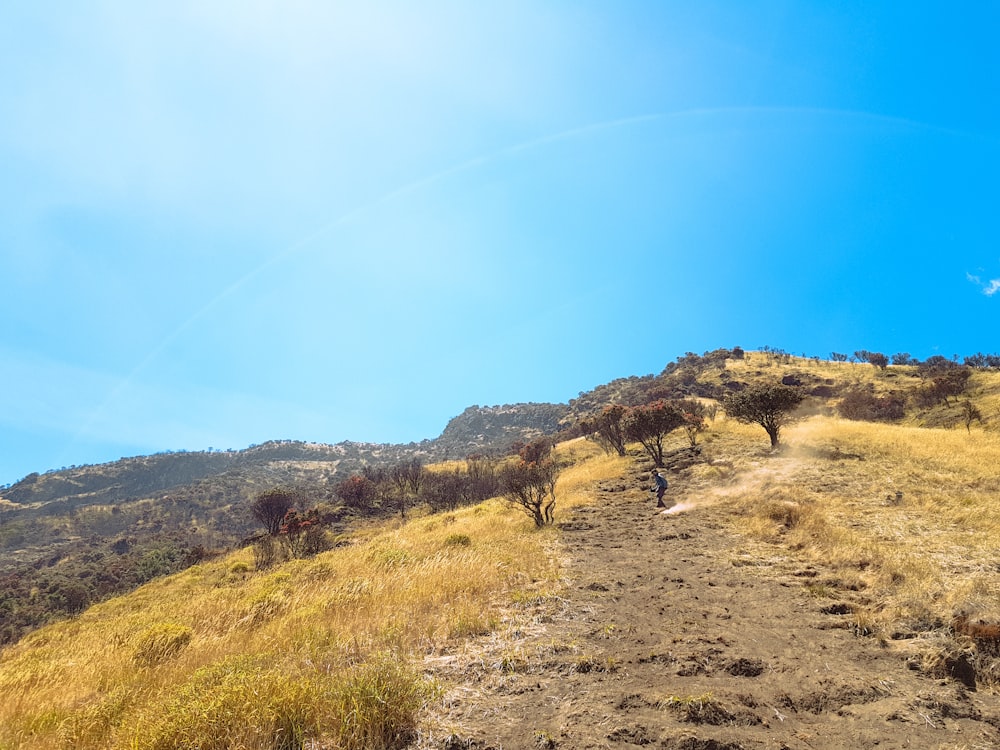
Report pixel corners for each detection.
[651,469,668,508]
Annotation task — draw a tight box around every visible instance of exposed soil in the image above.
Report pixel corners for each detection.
[413,459,1000,750]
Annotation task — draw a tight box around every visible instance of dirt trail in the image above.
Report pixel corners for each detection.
[415,465,1000,750]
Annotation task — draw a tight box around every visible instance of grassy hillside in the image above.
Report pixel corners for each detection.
[3,353,1000,748]
[0,440,621,750]
[0,407,572,645]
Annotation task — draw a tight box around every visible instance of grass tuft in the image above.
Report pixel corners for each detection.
[131,623,193,667]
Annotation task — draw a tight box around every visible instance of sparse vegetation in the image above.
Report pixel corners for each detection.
[0,448,595,749]
[5,349,1000,748]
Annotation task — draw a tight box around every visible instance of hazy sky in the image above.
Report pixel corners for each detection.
[2,2,998,484]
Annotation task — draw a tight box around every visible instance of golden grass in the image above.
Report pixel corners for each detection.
[5,364,1000,746]
[715,412,1000,637]
[0,444,625,750]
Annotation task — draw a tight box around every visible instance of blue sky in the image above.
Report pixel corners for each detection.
[1,2,998,484]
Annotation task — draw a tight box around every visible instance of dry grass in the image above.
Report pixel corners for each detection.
[0,443,623,750]
[5,361,1000,746]
[711,410,1000,641]
[658,357,1000,676]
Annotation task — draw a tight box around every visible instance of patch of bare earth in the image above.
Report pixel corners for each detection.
[412,462,1000,750]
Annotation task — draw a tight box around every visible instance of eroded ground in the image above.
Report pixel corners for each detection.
[414,463,1000,750]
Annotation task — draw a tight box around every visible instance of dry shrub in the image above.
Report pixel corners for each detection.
[660,693,760,726]
[762,500,804,529]
[906,633,979,689]
[442,533,472,548]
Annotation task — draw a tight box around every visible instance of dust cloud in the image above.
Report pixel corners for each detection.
[659,457,809,517]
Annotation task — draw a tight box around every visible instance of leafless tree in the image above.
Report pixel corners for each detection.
[250,488,298,536]
[499,460,559,527]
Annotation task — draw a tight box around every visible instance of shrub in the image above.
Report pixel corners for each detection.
[253,536,279,570]
[582,404,629,456]
[677,399,709,447]
[443,533,472,547]
[517,437,553,464]
[334,474,378,509]
[279,508,329,559]
[914,366,972,407]
[499,460,559,527]
[723,382,805,448]
[837,390,906,422]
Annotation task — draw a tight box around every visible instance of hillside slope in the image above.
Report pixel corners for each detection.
[418,459,1000,749]
[2,348,997,649]
[5,405,1000,749]
[0,403,572,645]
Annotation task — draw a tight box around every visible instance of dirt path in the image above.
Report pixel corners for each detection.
[415,464,1000,750]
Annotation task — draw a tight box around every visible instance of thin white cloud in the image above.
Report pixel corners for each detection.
[967,272,1000,296]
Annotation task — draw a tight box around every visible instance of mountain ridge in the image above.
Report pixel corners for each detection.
[2,346,997,646]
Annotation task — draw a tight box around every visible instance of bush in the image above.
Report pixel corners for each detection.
[837,390,906,422]
[334,474,378,509]
[581,404,628,456]
[914,366,972,407]
[723,382,805,448]
[499,460,559,527]
[443,533,472,547]
[253,536,279,570]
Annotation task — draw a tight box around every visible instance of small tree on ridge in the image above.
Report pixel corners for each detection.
[584,404,629,456]
[723,383,804,448]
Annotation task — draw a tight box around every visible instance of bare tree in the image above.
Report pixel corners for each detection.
[624,401,686,467]
[250,488,298,536]
[499,459,559,527]
[389,458,424,519]
[962,400,984,433]
[420,469,465,512]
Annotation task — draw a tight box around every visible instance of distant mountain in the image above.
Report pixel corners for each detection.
[0,400,578,644]
[2,402,572,511]
[432,403,571,457]
[0,402,576,570]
